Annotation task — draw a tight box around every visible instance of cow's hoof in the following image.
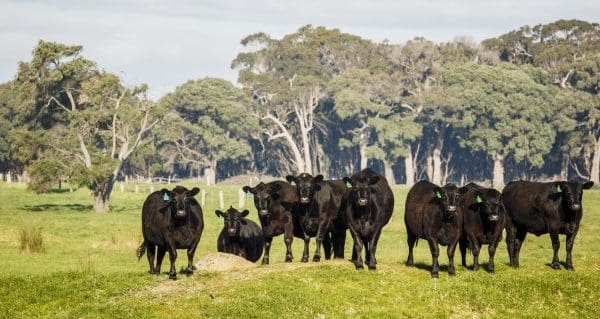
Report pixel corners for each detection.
[169,273,177,280]
[301,256,309,263]
[355,264,364,270]
[186,268,194,276]
[368,264,377,271]
[431,272,439,279]
[261,260,269,265]
[406,260,414,267]
[285,255,293,262]
[566,265,574,271]
[312,255,321,262]
[551,262,561,270]
[473,264,480,271]
[487,266,495,273]
[448,268,456,276]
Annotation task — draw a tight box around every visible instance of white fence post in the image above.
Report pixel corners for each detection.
[238,188,245,208]
[219,190,224,209]
[201,189,206,207]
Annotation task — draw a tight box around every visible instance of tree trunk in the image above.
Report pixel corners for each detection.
[300,125,312,174]
[492,154,505,189]
[6,171,11,184]
[426,155,433,182]
[205,161,216,186]
[383,159,395,185]
[404,149,415,187]
[560,153,569,180]
[432,147,442,185]
[590,136,600,184]
[359,132,368,170]
[93,176,116,214]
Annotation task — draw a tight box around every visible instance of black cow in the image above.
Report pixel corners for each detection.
[216,206,264,262]
[342,168,394,270]
[285,173,347,262]
[137,186,203,280]
[503,180,593,270]
[405,181,462,277]
[458,183,506,272]
[242,181,301,264]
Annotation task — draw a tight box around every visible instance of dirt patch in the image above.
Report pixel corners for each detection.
[195,252,257,272]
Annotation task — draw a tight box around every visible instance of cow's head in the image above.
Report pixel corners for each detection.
[343,174,380,207]
[242,182,281,217]
[161,186,200,220]
[433,183,460,221]
[286,173,323,204]
[215,206,249,237]
[470,188,504,222]
[554,180,594,211]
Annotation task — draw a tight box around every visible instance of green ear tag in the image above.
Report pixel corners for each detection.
[476,195,483,204]
[290,181,296,186]
[436,191,442,199]
[556,185,562,193]
[346,182,352,189]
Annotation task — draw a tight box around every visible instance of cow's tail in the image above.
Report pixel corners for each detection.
[136,242,146,261]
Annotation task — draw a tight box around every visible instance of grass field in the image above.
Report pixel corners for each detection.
[0,181,599,318]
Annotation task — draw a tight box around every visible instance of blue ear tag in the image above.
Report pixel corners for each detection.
[345,182,352,189]
[476,195,483,204]
[556,185,562,193]
[163,193,170,202]
[436,191,442,199]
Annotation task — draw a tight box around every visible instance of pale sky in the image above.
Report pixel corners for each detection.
[1,0,599,99]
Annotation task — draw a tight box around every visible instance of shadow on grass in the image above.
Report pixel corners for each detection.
[20,204,93,212]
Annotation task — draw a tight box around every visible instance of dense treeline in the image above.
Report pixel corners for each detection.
[0,19,599,213]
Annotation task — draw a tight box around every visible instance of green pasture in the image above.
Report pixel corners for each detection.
[0,182,599,318]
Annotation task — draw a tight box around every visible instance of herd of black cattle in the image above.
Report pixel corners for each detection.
[136,168,593,280]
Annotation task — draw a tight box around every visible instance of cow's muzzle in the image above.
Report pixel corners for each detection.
[446,205,457,213]
[300,197,310,204]
[570,204,581,211]
[358,198,368,206]
[489,214,499,221]
[228,228,237,236]
[176,210,186,218]
[259,209,269,216]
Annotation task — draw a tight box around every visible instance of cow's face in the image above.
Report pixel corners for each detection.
[473,189,504,222]
[434,184,460,220]
[242,182,281,217]
[343,175,380,207]
[556,180,594,211]
[215,206,249,237]
[286,173,323,204]
[161,186,200,220]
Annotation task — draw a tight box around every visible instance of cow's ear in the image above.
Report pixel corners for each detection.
[475,191,485,204]
[433,187,444,199]
[271,193,281,200]
[188,187,200,197]
[343,177,354,188]
[314,175,324,184]
[314,184,322,191]
[458,186,470,195]
[555,182,566,194]
[583,181,594,189]
[242,186,253,194]
[368,176,380,185]
[215,210,224,218]
[286,175,297,185]
[241,209,250,217]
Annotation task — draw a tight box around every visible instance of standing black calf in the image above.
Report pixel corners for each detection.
[216,206,264,262]
[342,168,394,270]
[502,180,593,270]
[137,186,203,280]
[458,183,505,272]
[405,181,462,278]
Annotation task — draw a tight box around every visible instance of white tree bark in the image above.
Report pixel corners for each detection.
[404,149,415,186]
[383,159,395,185]
[492,154,505,189]
[590,136,600,184]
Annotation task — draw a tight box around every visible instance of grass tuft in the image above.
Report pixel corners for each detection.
[18,225,45,254]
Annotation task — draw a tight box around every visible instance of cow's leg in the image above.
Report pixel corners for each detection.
[471,238,481,271]
[565,229,578,271]
[284,219,294,262]
[549,229,561,269]
[332,223,346,259]
[322,232,332,260]
[166,241,178,280]
[146,243,156,274]
[301,234,310,263]
[367,228,382,271]
[459,236,468,268]
[349,227,364,269]
[427,238,440,278]
[155,246,166,274]
[262,236,272,265]
[406,230,417,267]
[488,239,499,273]
[186,237,201,275]
[447,240,458,276]
[313,220,332,262]
[506,219,517,267]
[513,227,527,268]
